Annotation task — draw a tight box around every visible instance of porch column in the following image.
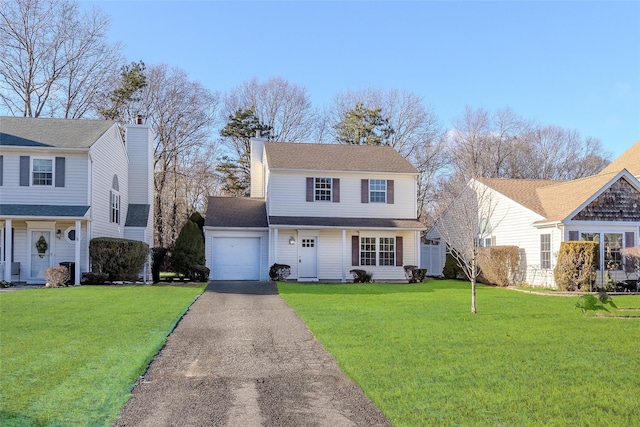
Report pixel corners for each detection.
[273,228,278,264]
[341,229,346,283]
[74,220,81,285]
[415,230,421,269]
[4,219,11,283]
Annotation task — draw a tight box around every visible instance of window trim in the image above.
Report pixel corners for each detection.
[359,236,395,266]
[110,190,120,224]
[369,179,387,203]
[540,233,551,269]
[31,157,54,186]
[314,177,332,202]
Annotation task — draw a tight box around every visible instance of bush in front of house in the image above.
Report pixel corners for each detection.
[350,269,374,283]
[443,253,464,279]
[554,241,598,291]
[477,246,520,287]
[269,263,291,281]
[151,247,168,283]
[45,266,70,287]
[171,219,205,280]
[81,272,109,285]
[90,237,149,282]
[404,265,427,283]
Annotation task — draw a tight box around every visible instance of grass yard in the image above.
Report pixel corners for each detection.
[0,284,206,426]
[279,280,640,427]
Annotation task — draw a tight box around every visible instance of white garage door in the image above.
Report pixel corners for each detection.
[211,237,261,280]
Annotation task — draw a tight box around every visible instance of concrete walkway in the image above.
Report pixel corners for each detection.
[114,281,391,427]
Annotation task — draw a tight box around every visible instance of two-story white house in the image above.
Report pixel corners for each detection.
[0,116,154,285]
[204,138,425,282]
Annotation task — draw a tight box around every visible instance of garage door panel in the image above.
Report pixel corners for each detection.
[211,237,260,280]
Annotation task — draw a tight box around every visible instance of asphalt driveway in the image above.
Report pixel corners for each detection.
[114,281,391,426]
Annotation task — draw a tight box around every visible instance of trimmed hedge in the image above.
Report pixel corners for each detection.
[269,263,291,281]
[554,241,598,291]
[89,237,149,281]
[477,246,520,287]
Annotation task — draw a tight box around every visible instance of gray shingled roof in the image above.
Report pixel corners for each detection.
[264,142,418,173]
[125,204,150,227]
[269,216,425,229]
[205,197,268,228]
[0,204,90,217]
[0,116,116,148]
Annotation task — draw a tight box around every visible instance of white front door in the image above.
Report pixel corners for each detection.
[30,230,52,282]
[299,236,318,279]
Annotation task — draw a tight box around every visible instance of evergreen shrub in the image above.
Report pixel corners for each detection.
[90,238,149,281]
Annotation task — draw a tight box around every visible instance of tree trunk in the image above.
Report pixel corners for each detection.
[471,277,477,314]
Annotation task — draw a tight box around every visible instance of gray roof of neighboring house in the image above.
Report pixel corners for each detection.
[125,204,150,227]
[205,197,268,228]
[264,142,418,174]
[0,116,116,148]
[268,216,426,230]
[0,204,90,217]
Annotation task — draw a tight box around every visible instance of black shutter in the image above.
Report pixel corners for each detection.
[306,177,314,202]
[361,179,369,203]
[55,157,65,187]
[333,178,340,203]
[352,236,360,266]
[20,156,30,186]
[0,155,3,186]
[396,236,403,266]
[387,180,394,204]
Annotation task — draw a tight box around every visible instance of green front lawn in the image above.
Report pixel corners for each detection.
[279,280,640,427]
[0,284,205,426]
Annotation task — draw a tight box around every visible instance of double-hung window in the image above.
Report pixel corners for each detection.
[604,233,623,270]
[369,179,386,203]
[540,234,551,269]
[360,236,395,266]
[314,178,332,201]
[32,159,53,186]
[110,175,120,224]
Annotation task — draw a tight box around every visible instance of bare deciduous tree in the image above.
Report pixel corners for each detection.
[134,64,220,248]
[434,179,498,313]
[222,76,316,142]
[0,0,121,118]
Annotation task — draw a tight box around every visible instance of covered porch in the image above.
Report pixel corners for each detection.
[0,205,90,285]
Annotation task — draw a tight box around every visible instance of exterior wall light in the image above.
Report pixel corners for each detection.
[289,236,296,245]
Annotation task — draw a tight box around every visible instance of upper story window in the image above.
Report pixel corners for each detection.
[110,175,120,224]
[369,179,386,203]
[32,158,53,186]
[306,177,340,203]
[315,178,332,201]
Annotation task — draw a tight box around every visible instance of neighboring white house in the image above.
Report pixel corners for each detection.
[0,116,155,285]
[204,139,425,282]
[425,140,640,288]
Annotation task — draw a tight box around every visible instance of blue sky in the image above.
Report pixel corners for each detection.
[82,1,640,157]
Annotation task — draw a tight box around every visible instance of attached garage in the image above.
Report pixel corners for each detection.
[211,237,261,280]
[204,197,270,281]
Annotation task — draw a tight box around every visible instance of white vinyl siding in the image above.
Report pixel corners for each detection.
[267,172,416,219]
[89,125,129,238]
[270,229,417,282]
[0,151,87,205]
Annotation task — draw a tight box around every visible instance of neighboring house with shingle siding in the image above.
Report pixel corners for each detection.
[0,117,154,285]
[425,140,640,288]
[204,138,425,282]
